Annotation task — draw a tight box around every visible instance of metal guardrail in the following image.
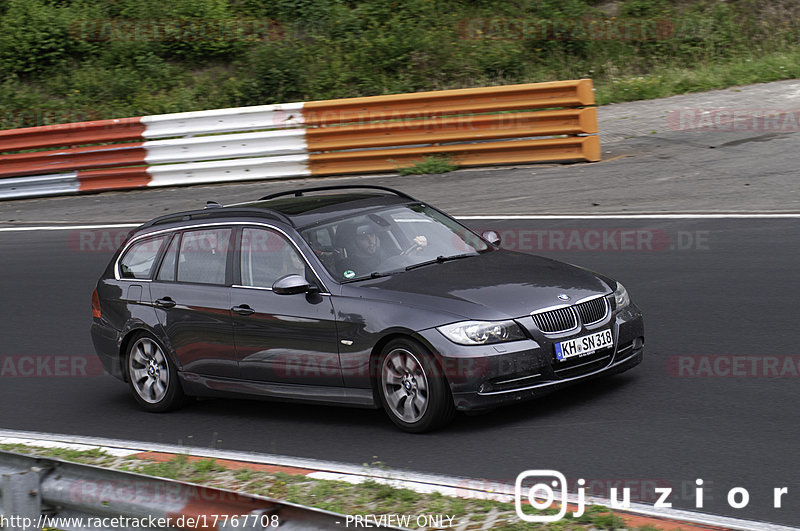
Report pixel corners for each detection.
[0,449,405,530]
[0,80,599,200]
[0,173,80,200]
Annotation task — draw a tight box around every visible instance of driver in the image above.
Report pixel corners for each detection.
[339,224,429,278]
[349,224,383,273]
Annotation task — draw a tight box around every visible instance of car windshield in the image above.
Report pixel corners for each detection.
[299,203,491,282]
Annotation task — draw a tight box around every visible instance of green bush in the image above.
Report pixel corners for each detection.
[0,0,78,75]
[2,0,800,127]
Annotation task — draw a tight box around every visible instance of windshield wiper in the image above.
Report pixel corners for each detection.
[405,253,476,271]
[342,270,397,283]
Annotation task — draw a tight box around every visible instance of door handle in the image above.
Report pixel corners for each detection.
[232,304,255,316]
[154,297,176,308]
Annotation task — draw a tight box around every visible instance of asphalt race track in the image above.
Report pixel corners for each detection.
[1,216,798,526]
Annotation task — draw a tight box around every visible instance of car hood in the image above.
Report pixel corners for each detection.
[341,250,613,321]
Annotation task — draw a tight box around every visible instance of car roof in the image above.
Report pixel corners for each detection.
[137,186,420,233]
[242,193,413,227]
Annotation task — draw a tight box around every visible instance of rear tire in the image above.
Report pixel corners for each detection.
[125,332,186,412]
[377,338,455,433]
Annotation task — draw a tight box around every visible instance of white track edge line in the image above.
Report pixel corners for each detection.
[2,213,800,233]
[457,214,800,219]
[0,224,140,232]
[0,429,793,531]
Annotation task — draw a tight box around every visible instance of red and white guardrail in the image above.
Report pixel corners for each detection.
[0,80,600,200]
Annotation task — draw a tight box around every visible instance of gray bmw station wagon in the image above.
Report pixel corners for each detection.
[91,186,644,432]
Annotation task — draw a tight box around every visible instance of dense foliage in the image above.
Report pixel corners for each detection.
[1,0,799,128]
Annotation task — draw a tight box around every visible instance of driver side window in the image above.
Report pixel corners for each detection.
[240,228,307,288]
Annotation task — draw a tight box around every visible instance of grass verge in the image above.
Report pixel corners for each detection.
[1,443,675,530]
[594,50,800,105]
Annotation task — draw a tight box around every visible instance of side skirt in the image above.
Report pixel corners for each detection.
[179,372,378,409]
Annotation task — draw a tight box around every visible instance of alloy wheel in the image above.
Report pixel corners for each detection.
[128,337,170,404]
[381,348,429,423]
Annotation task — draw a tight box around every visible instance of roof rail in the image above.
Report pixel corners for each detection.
[140,207,294,229]
[258,185,418,202]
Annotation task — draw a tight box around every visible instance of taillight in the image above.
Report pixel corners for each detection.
[91,288,102,319]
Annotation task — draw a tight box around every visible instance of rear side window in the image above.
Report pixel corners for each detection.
[156,234,180,281]
[118,236,166,279]
[177,228,232,285]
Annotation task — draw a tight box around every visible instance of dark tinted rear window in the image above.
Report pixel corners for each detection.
[176,228,232,285]
[119,236,167,279]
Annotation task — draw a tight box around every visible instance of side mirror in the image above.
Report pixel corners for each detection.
[272,274,311,295]
[482,230,501,246]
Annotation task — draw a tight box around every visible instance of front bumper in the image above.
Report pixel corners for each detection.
[419,304,644,411]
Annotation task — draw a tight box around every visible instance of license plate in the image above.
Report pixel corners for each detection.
[555,329,613,361]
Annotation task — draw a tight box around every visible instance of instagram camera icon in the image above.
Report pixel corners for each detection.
[515,470,569,523]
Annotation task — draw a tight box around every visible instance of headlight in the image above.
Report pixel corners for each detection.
[613,282,630,310]
[437,320,525,345]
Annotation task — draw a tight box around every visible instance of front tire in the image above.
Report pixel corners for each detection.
[377,339,455,433]
[126,332,186,412]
